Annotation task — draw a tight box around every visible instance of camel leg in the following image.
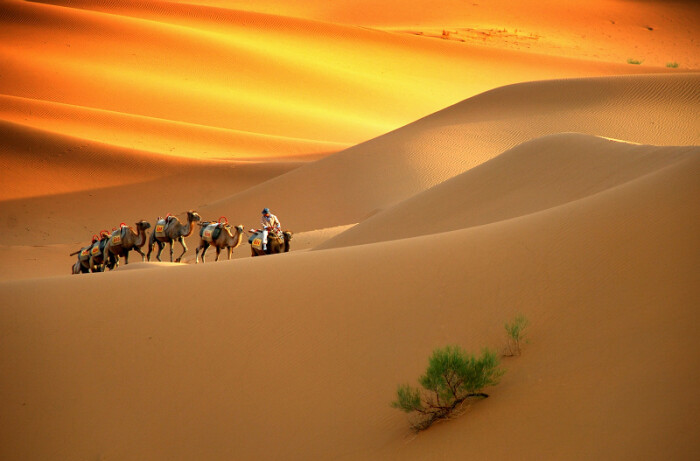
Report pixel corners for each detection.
[215,247,222,262]
[227,246,232,260]
[169,241,175,262]
[106,254,116,271]
[146,238,154,261]
[155,242,164,262]
[175,237,187,263]
[105,248,117,270]
[111,253,119,270]
[196,242,209,264]
[133,247,146,262]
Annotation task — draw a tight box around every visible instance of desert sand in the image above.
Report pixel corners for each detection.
[1,0,698,459]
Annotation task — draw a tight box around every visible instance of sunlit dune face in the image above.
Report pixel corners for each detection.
[0,0,696,161]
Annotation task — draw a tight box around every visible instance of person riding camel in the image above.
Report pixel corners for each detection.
[261,208,281,251]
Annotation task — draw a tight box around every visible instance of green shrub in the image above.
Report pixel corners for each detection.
[626,58,643,65]
[666,62,679,68]
[392,345,504,431]
[504,314,529,356]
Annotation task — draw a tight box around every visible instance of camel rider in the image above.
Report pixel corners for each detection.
[261,208,281,251]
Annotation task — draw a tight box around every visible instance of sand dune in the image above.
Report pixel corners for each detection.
[1,139,697,460]
[317,133,699,249]
[199,73,699,233]
[0,120,301,247]
[0,0,674,160]
[1,0,698,459]
[0,95,346,161]
[234,0,700,68]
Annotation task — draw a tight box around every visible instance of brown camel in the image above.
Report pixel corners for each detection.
[70,244,92,274]
[70,231,111,273]
[195,223,245,263]
[104,220,151,268]
[251,230,293,257]
[88,231,114,272]
[147,211,201,262]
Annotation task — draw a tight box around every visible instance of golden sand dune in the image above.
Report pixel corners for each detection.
[1,0,698,459]
[1,136,697,460]
[0,95,347,160]
[317,133,700,249]
[199,73,700,233]
[0,120,301,246]
[0,0,672,160]
[238,0,700,68]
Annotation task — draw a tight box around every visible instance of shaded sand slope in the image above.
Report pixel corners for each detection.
[0,146,697,460]
[0,121,301,245]
[201,73,700,232]
[0,95,346,160]
[0,120,219,201]
[0,0,670,159]
[318,133,699,249]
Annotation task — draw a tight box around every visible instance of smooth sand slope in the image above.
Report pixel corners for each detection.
[0,0,675,161]
[1,135,697,460]
[1,0,698,459]
[231,0,700,68]
[317,133,700,249]
[0,120,302,244]
[199,73,700,233]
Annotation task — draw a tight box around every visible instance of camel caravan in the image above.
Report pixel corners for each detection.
[70,209,294,274]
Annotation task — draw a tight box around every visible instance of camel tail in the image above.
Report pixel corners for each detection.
[69,249,81,256]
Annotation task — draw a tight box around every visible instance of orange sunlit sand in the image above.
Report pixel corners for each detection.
[0,0,698,459]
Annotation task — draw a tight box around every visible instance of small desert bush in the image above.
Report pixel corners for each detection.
[504,314,529,356]
[626,58,643,65]
[391,346,504,431]
[666,62,679,68]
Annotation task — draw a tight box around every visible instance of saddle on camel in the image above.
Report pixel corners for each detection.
[70,229,113,273]
[195,216,246,263]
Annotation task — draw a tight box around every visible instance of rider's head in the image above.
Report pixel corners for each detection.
[262,208,270,216]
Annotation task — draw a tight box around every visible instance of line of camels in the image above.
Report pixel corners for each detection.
[70,210,293,274]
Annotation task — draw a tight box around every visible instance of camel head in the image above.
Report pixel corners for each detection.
[283,231,293,241]
[136,220,151,230]
[221,224,242,237]
[187,210,202,223]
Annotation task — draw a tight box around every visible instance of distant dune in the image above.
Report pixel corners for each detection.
[0,0,698,460]
[0,0,677,160]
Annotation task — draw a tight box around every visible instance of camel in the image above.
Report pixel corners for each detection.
[195,223,245,263]
[70,231,111,273]
[251,230,293,257]
[70,244,92,274]
[88,231,114,272]
[104,220,151,268]
[147,210,201,262]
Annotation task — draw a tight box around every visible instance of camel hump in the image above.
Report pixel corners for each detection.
[201,223,222,242]
[155,218,167,237]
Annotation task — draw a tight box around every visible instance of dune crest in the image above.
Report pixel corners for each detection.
[317,133,699,249]
[199,73,699,234]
